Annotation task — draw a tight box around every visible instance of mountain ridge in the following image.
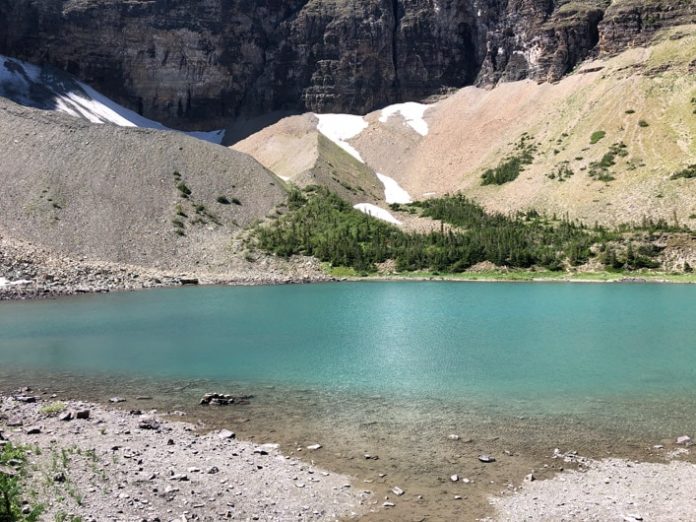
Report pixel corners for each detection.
[2,0,692,128]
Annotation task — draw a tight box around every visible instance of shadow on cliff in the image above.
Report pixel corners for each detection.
[222,110,303,146]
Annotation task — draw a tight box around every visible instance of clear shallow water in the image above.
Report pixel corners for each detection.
[1,282,696,408]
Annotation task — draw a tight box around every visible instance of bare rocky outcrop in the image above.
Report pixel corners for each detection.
[3,0,691,129]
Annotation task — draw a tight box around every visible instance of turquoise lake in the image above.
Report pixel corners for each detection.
[1,281,696,409]
[3,281,696,519]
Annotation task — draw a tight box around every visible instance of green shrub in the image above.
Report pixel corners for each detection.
[0,444,43,522]
[176,182,191,197]
[38,402,66,416]
[481,135,536,186]
[548,162,574,182]
[670,164,696,180]
[590,131,606,144]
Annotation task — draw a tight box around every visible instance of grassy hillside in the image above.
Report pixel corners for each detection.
[448,25,696,226]
[0,98,286,272]
[342,24,695,227]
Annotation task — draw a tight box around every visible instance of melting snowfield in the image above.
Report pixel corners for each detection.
[315,113,368,162]
[379,102,431,136]
[353,203,401,225]
[376,173,412,204]
[0,55,224,144]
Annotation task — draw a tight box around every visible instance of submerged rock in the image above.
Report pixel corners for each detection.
[200,393,254,406]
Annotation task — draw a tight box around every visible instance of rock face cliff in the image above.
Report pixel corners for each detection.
[0,0,693,129]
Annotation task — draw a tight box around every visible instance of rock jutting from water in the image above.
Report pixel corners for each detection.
[199,392,254,406]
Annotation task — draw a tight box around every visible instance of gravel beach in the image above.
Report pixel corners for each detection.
[0,393,369,521]
[488,455,696,521]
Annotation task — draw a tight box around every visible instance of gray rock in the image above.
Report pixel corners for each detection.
[478,455,496,463]
[109,397,126,403]
[391,486,405,496]
[13,395,36,403]
[25,426,41,435]
[138,416,160,430]
[76,410,90,419]
[59,411,73,421]
[0,465,17,477]
[218,429,236,440]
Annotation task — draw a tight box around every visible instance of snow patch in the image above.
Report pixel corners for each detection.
[315,113,368,162]
[379,102,431,136]
[353,203,401,225]
[0,54,225,144]
[376,173,412,204]
[0,277,31,288]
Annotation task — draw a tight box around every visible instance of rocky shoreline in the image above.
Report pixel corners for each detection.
[0,391,369,521]
[0,235,332,301]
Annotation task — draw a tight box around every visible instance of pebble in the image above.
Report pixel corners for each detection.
[218,429,236,440]
[109,397,126,403]
[383,502,395,508]
[676,435,692,445]
[448,434,460,441]
[306,444,322,451]
[478,455,496,463]
[25,426,41,435]
[391,486,405,496]
[450,474,459,482]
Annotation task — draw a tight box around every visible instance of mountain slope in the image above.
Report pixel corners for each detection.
[241,24,695,227]
[233,113,385,205]
[0,97,285,273]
